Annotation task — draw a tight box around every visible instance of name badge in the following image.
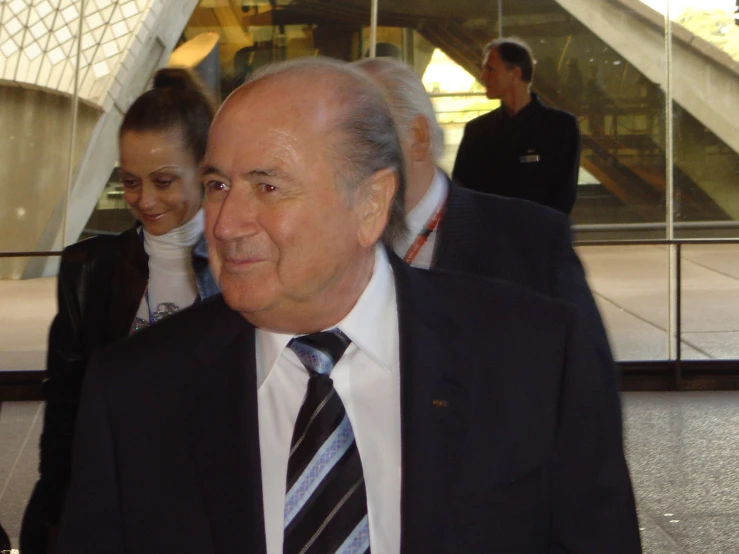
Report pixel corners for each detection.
[520,152,540,163]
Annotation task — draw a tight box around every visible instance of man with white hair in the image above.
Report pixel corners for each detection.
[354,57,616,388]
[58,58,639,554]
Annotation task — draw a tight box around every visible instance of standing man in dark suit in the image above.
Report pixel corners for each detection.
[355,57,615,388]
[453,38,581,214]
[57,58,640,553]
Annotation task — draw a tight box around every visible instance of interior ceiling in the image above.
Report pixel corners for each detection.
[234,0,569,27]
[282,0,561,19]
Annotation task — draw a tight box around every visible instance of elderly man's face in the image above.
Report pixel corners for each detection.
[202,76,386,332]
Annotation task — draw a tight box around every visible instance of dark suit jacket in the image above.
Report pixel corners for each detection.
[22,228,219,554]
[434,180,615,389]
[452,94,580,214]
[57,255,640,553]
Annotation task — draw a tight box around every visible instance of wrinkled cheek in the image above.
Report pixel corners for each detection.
[209,253,223,283]
[278,259,331,302]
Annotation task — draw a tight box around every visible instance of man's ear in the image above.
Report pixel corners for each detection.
[357,167,398,248]
[512,65,523,82]
[409,114,431,162]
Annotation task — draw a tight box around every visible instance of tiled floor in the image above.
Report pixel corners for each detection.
[1,393,737,552]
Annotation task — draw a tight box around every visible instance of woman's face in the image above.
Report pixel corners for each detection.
[119,130,202,236]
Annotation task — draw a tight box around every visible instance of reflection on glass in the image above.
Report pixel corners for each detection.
[185,1,370,101]
[578,245,672,361]
[642,0,738,61]
[355,0,673,229]
[668,0,739,237]
[0,89,74,264]
[82,168,136,240]
[678,244,739,360]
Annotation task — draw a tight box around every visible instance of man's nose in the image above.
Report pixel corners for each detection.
[210,187,260,242]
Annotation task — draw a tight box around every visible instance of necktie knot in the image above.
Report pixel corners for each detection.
[288,328,351,376]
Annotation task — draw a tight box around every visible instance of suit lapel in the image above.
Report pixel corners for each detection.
[390,255,474,552]
[186,300,266,553]
[107,228,148,341]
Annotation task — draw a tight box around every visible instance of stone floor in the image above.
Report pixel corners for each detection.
[1,392,737,552]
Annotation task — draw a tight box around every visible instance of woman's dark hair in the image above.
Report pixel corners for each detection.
[119,67,216,163]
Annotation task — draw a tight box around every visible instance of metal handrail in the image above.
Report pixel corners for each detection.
[575,238,739,247]
[0,251,63,258]
[573,221,739,232]
[6,233,739,257]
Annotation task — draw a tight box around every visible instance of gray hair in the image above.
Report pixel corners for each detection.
[483,37,535,83]
[240,57,407,246]
[353,57,445,163]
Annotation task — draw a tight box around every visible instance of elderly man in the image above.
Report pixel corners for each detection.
[354,57,616,391]
[57,58,640,553]
[453,38,580,214]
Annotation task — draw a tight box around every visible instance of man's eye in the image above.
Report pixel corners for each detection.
[258,183,277,193]
[203,180,229,194]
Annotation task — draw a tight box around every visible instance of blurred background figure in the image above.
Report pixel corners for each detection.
[20,67,219,554]
[453,37,581,214]
[565,58,584,101]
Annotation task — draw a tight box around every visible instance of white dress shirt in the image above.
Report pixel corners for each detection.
[256,245,401,554]
[393,169,449,269]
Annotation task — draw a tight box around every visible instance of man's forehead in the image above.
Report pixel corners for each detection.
[216,76,339,131]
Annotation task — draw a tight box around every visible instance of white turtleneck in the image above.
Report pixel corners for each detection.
[131,209,204,332]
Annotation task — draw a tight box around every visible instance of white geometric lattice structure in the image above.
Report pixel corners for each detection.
[0,0,199,261]
[0,0,156,111]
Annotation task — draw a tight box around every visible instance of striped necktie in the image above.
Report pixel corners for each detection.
[283,329,371,554]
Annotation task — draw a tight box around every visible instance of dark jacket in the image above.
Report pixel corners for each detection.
[452,93,580,214]
[21,226,219,554]
[57,255,641,553]
[434,180,615,386]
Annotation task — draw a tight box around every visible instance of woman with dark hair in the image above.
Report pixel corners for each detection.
[20,67,220,554]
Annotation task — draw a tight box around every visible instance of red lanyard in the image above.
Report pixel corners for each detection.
[403,201,446,264]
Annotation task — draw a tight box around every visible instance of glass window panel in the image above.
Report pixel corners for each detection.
[669,0,739,239]
[372,0,669,238]
[0,256,59,372]
[0,87,73,260]
[82,168,136,239]
[680,243,739,360]
[184,0,369,103]
[578,244,675,360]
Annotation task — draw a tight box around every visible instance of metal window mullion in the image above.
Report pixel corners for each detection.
[664,0,678,365]
[63,0,88,247]
[369,0,378,58]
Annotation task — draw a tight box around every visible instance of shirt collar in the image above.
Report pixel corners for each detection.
[257,244,397,383]
[337,244,396,371]
[395,168,449,256]
[502,92,541,122]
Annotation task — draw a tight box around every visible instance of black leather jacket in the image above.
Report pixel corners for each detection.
[20,227,219,553]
